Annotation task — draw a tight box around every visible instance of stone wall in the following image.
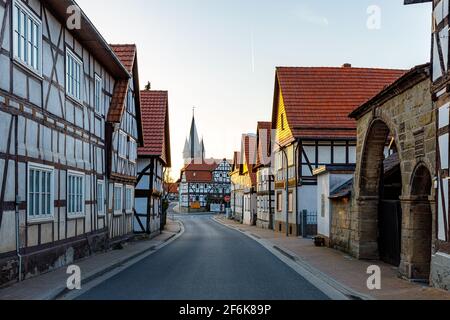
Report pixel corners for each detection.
[330,197,352,252]
[351,75,437,281]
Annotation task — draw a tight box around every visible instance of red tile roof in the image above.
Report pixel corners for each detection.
[256,122,272,168]
[110,44,136,73]
[273,66,407,140]
[181,162,219,183]
[241,134,257,186]
[138,90,171,166]
[350,63,431,119]
[107,45,137,124]
[242,134,258,168]
[107,79,129,123]
[165,183,179,194]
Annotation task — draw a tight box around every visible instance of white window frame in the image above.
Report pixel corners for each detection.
[65,48,83,102]
[125,186,134,214]
[129,137,137,163]
[67,170,85,218]
[94,74,103,115]
[114,184,123,216]
[12,0,42,75]
[27,162,54,223]
[118,130,128,159]
[97,180,105,216]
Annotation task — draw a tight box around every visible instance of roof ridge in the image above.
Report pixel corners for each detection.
[276,66,408,72]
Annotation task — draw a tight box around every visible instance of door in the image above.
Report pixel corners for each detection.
[378,200,402,266]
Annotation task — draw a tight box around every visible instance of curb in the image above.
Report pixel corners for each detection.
[213,216,373,301]
[51,220,184,300]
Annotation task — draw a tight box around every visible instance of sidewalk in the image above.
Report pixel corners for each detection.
[0,219,182,300]
[215,215,450,300]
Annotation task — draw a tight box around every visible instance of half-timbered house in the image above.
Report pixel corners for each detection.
[230,151,244,222]
[253,122,274,230]
[229,134,257,225]
[0,0,134,284]
[106,44,143,243]
[405,0,450,291]
[134,90,171,236]
[271,66,406,237]
[178,159,231,212]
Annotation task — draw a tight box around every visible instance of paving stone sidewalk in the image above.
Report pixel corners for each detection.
[0,219,182,300]
[215,215,450,300]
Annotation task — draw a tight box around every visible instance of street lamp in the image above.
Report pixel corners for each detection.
[273,141,290,237]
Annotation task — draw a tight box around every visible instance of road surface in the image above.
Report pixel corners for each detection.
[77,213,329,300]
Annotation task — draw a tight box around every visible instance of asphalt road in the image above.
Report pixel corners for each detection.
[77,214,329,300]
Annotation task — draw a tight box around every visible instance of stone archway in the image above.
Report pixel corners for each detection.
[353,119,402,261]
[399,164,433,281]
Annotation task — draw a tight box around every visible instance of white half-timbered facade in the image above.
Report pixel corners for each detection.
[134,90,171,236]
[179,159,231,212]
[254,122,275,230]
[0,0,133,284]
[106,44,143,243]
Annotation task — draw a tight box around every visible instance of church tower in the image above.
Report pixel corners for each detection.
[183,111,205,164]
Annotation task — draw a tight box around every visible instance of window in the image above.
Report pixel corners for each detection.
[125,186,134,214]
[66,49,82,101]
[13,1,42,73]
[114,184,123,215]
[94,74,103,114]
[97,180,105,216]
[118,131,128,158]
[27,163,54,221]
[288,192,294,213]
[67,171,85,217]
[277,193,282,212]
[129,138,137,163]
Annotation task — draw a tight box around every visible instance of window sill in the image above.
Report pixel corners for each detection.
[13,59,43,81]
[113,211,123,216]
[27,216,55,225]
[66,94,84,108]
[67,213,86,220]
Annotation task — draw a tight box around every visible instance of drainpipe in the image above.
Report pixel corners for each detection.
[284,149,289,237]
[294,140,301,236]
[15,195,22,282]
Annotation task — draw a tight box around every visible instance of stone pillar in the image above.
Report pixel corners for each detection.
[350,196,380,260]
[399,195,433,280]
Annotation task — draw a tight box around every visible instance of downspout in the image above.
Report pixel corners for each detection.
[148,158,155,234]
[294,140,301,236]
[284,147,289,237]
[15,115,22,282]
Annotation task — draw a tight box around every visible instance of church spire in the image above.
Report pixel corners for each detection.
[183,108,204,164]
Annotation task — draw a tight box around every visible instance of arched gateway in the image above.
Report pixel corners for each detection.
[349,64,435,281]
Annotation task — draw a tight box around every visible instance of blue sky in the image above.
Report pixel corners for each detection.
[76,0,432,179]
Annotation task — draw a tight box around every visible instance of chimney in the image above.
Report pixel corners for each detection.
[342,63,352,68]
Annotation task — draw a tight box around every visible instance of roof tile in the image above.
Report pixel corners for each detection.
[138,91,171,165]
[275,66,407,139]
